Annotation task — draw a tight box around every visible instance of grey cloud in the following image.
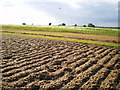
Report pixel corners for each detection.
[26,1,117,26]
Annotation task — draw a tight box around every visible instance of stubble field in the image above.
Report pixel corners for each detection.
[1,34,120,89]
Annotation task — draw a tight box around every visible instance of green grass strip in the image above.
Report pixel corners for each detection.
[2,25,120,36]
[1,32,120,48]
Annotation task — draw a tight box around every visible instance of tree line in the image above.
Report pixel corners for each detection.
[22,23,95,27]
[48,23,95,27]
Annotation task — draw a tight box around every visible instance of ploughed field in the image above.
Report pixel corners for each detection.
[1,35,120,89]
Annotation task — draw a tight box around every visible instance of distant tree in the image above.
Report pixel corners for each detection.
[74,24,77,26]
[88,23,95,27]
[49,23,52,26]
[58,24,61,26]
[83,25,86,27]
[32,23,33,25]
[22,23,26,25]
[61,23,66,26]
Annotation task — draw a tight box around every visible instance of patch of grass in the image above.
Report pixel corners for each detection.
[1,32,120,48]
[2,25,119,36]
[2,28,119,42]
[2,29,64,37]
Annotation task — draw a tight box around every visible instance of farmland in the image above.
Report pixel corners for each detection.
[1,25,120,89]
[1,25,120,48]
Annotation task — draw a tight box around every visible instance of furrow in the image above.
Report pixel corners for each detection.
[81,68,110,89]
[61,64,103,89]
[100,69,120,89]
[40,73,74,89]
[2,50,53,68]
[2,58,53,82]
[2,55,52,73]
[104,54,120,70]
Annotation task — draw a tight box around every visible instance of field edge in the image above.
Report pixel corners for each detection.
[1,32,120,48]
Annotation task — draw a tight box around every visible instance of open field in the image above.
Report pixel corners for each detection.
[1,35,120,89]
[2,25,119,36]
[2,28,119,43]
[1,25,120,48]
[1,25,120,89]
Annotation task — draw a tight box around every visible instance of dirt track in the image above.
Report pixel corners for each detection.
[1,35,120,89]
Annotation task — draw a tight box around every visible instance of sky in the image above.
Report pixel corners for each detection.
[0,0,119,27]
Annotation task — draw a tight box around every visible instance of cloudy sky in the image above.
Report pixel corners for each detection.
[0,0,119,27]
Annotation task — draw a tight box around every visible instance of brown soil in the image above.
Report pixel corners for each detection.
[1,35,120,90]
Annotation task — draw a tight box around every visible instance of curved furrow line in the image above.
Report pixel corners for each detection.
[96,49,118,66]
[69,58,89,69]
[95,48,113,59]
[80,51,120,89]
[72,58,99,74]
[80,67,110,89]
[6,67,72,88]
[96,49,117,64]
[2,58,54,82]
[62,49,92,66]
[62,51,75,57]
[6,70,51,87]
[59,48,106,88]
[2,49,53,68]
[39,73,74,89]
[60,64,103,89]
[2,52,44,67]
[100,69,120,89]
[94,48,108,55]
[24,80,43,89]
[2,56,54,77]
[2,54,53,73]
[97,55,111,66]
[104,54,120,70]
[61,46,100,68]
